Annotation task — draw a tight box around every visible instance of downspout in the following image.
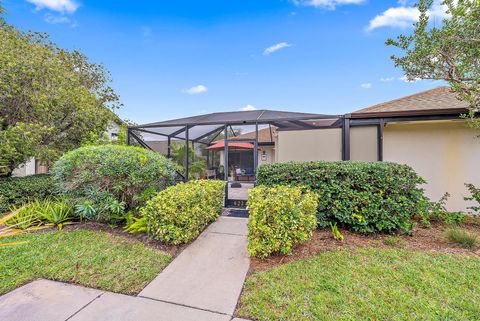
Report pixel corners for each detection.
[185,125,189,181]
[342,114,351,161]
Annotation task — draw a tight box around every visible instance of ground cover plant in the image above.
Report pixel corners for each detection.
[247,185,318,258]
[143,180,225,244]
[0,229,172,295]
[237,248,480,321]
[256,161,427,233]
[445,227,478,249]
[0,174,56,215]
[53,145,176,223]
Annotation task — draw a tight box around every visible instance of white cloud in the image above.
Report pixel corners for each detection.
[263,42,293,55]
[360,83,372,89]
[44,13,71,24]
[380,77,395,82]
[367,7,420,30]
[27,0,79,14]
[241,105,257,111]
[399,75,421,83]
[183,85,208,95]
[293,0,365,10]
[367,1,450,31]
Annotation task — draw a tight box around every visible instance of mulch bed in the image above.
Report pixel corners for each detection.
[250,219,480,273]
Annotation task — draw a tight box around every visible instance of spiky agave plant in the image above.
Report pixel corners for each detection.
[0,207,45,247]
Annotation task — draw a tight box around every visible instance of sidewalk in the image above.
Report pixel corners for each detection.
[0,216,250,321]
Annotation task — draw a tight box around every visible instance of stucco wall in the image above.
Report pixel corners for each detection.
[383,120,480,212]
[350,126,378,161]
[258,146,275,165]
[276,128,342,162]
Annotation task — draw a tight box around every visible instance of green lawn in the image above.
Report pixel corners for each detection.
[238,248,480,321]
[0,230,172,295]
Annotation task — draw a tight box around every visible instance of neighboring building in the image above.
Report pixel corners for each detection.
[12,118,124,177]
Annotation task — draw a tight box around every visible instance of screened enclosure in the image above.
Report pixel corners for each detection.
[127,110,342,183]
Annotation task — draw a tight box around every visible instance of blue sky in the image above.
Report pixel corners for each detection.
[3,0,446,124]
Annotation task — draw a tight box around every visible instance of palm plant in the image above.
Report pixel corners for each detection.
[170,143,206,179]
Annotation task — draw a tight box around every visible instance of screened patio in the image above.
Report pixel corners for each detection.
[127,109,342,183]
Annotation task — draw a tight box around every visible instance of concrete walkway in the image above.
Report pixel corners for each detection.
[0,216,250,321]
[139,216,250,315]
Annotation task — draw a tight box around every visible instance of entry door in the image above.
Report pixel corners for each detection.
[225,139,257,208]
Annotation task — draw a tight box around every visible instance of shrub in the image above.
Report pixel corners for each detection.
[142,180,225,244]
[445,228,478,249]
[256,161,426,233]
[0,175,56,214]
[418,193,465,227]
[247,185,318,258]
[465,183,480,216]
[52,145,176,222]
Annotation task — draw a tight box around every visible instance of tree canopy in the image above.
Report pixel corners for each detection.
[387,0,480,126]
[0,15,121,176]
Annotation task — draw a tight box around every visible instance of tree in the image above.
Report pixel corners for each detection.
[386,0,480,126]
[0,19,121,176]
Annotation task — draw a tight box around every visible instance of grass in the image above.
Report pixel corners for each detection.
[0,229,172,295]
[383,235,406,247]
[445,228,478,249]
[238,248,480,320]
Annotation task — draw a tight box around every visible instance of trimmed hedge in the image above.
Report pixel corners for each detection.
[247,185,318,258]
[0,175,56,214]
[52,145,176,215]
[143,180,225,245]
[256,161,427,233]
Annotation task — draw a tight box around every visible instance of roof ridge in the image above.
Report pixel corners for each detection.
[354,86,451,113]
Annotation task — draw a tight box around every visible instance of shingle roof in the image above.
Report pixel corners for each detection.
[229,127,273,143]
[352,87,468,118]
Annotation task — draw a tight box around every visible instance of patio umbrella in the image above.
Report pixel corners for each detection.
[206,141,256,151]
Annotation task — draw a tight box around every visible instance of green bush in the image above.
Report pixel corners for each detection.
[142,180,225,244]
[465,183,480,216]
[247,185,318,258]
[0,175,56,215]
[52,145,176,222]
[256,161,426,233]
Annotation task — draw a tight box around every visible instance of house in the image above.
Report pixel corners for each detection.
[129,87,480,212]
[275,87,479,212]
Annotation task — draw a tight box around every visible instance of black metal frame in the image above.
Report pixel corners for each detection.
[127,111,465,184]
